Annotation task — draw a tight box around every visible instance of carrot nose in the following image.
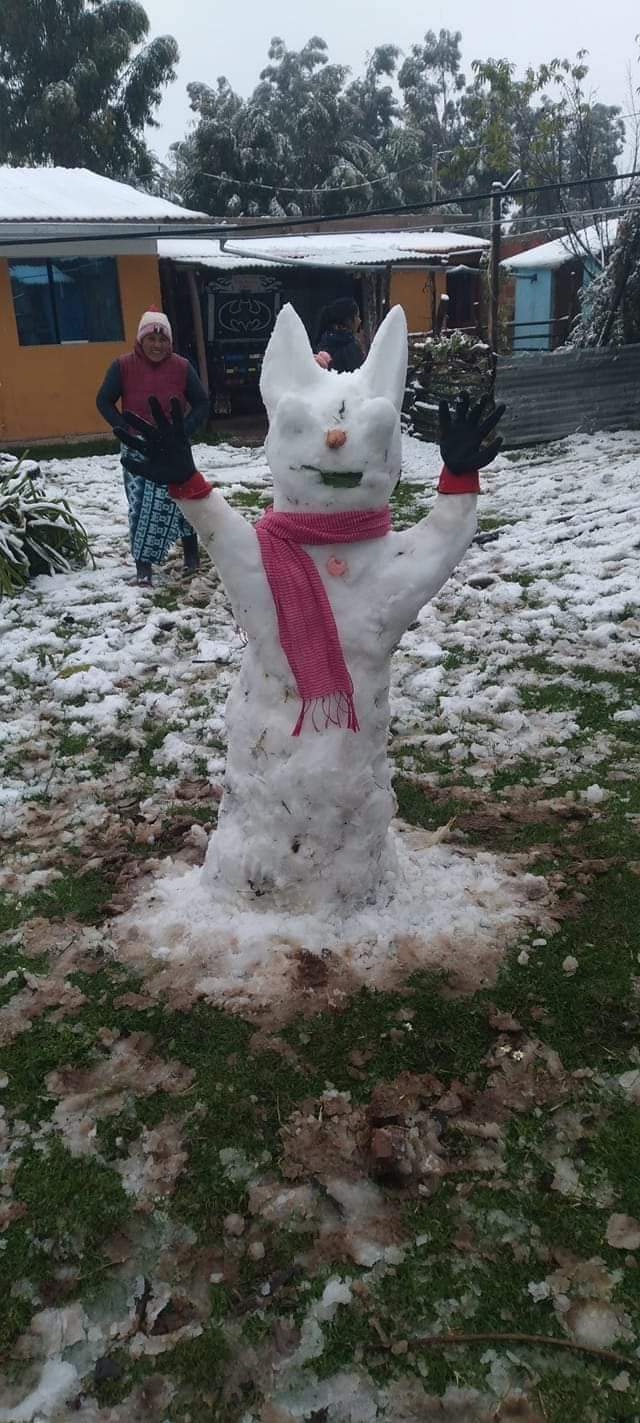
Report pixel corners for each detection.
[326,428,347,449]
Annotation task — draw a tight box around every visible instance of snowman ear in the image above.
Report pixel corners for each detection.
[360,305,408,412]
[260,303,325,415]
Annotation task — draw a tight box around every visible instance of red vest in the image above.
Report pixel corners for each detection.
[118,345,189,424]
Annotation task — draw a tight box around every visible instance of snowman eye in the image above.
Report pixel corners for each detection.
[364,396,398,440]
[277,395,308,438]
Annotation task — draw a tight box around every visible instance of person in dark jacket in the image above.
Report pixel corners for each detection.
[314,297,364,373]
[97,309,209,585]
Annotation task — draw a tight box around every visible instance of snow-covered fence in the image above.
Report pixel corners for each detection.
[495,342,640,447]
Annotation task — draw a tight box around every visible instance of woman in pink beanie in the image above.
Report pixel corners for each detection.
[97,309,209,585]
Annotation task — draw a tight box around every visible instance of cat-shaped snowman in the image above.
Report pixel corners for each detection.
[119,304,503,914]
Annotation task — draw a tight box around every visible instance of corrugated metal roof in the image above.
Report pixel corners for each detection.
[501,220,618,273]
[159,229,489,271]
[0,167,207,222]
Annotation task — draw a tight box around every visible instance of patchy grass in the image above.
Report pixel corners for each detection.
[501,570,538,588]
[391,480,431,527]
[0,866,119,932]
[57,730,91,758]
[136,718,179,775]
[10,430,225,462]
[491,757,545,790]
[477,513,519,531]
[226,487,270,510]
[14,437,121,461]
[2,466,640,1418]
[152,587,180,612]
[3,771,640,1414]
[1,1138,129,1353]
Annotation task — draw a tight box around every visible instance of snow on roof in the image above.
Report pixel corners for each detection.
[159,228,489,271]
[158,238,281,271]
[502,219,619,273]
[0,167,207,223]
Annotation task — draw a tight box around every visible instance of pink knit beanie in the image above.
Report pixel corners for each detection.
[137,308,172,344]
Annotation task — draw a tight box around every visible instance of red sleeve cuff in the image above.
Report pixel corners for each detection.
[169,471,214,500]
[438,465,480,494]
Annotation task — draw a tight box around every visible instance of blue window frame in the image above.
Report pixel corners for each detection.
[9,257,124,346]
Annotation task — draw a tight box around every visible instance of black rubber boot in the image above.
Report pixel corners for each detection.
[135,561,152,586]
[182,533,200,578]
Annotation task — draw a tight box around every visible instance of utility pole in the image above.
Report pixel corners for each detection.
[431,143,438,204]
[488,169,522,361]
[488,182,502,358]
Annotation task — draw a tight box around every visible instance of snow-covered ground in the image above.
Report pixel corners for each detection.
[1,429,640,1422]
[1,429,638,1001]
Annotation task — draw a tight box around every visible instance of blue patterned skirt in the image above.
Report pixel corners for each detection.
[122,451,194,564]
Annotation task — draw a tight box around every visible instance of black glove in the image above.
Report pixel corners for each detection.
[439,392,506,475]
[114,396,197,486]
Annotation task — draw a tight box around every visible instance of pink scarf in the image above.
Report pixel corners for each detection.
[256,505,392,736]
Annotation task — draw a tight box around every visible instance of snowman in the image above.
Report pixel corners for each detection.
[118,305,504,916]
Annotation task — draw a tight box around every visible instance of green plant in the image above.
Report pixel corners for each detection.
[0,456,93,597]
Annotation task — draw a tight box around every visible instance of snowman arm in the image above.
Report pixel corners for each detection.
[174,485,269,635]
[380,491,478,643]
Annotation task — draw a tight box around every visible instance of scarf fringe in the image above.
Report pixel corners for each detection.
[293,691,360,737]
[257,506,391,740]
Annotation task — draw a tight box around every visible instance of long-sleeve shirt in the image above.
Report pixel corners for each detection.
[315,326,364,373]
[96,359,209,439]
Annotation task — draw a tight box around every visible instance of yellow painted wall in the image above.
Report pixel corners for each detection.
[0,254,162,443]
[389,268,447,334]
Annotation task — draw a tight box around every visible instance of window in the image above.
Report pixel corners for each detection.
[9,257,124,346]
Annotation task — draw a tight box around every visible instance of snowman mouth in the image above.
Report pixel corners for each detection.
[300,465,364,489]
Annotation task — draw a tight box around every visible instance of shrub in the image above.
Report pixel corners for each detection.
[0,456,92,597]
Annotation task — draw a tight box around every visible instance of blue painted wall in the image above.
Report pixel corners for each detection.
[512,269,553,349]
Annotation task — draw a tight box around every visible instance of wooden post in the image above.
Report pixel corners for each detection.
[361,273,376,352]
[186,268,210,395]
[488,183,502,357]
[383,263,392,321]
[160,258,179,350]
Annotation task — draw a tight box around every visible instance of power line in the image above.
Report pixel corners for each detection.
[199,162,640,204]
[498,211,640,245]
[284,195,634,237]
[218,204,638,271]
[5,169,640,252]
[396,199,639,233]
[201,162,428,194]
[199,109,640,205]
[196,167,640,234]
[221,205,638,251]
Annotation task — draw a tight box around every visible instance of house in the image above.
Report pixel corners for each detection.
[501,221,618,351]
[0,167,209,444]
[158,228,489,414]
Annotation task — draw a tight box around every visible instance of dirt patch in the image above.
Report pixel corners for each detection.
[109,830,559,1026]
[294,947,330,989]
[45,1032,195,1157]
[0,925,95,1045]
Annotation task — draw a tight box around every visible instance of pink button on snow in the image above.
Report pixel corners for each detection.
[325,428,347,449]
[326,557,348,577]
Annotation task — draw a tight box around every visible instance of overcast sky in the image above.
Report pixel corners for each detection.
[143,0,639,156]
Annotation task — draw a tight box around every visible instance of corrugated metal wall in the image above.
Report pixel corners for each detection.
[495,343,640,447]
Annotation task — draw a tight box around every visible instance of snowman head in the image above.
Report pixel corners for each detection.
[260,303,408,513]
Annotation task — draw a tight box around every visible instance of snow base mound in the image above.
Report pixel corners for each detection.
[112,826,555,1020]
